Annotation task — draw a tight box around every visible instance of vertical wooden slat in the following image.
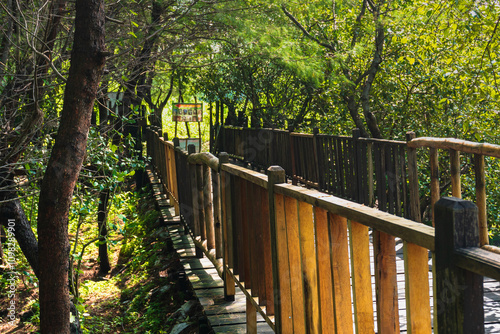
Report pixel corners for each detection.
[260,185,274,314]
[255,183,266,305]
[275,192,293,333]
[387,145,396,214]
[298,201,320,334]
[406,132,421,222]
[373,231,399,334]
[430,147,439,226]
[367,142,374,207]
[330,213,354,334]
[248,182,259,298]
[212,168,223,258]
[395,146,403,216]
[284,195,306,333]
[232,177,243,278]
[404,242,432,334]
[314,207,336,334]
[349,220,375,334]
[220,168,235,300]
[240,179,251,288]
[450,149,461,198]
[474,154,488,246]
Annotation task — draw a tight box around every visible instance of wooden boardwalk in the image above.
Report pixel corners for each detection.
[147,166,500,333]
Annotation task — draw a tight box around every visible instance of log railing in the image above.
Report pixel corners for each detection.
[146,127,500,333]
[407,137,500,250]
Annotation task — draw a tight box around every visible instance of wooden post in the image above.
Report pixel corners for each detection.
[267,166,286,334]
[450,150,461,198]
[406,132,422,223]
[474,154,488,246]
[434,197,484,334]
[203,164,215,250]
[219,153,235,301]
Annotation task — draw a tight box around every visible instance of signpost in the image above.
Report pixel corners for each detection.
[172,103,203,152]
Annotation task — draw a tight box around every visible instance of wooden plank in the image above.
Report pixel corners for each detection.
[212,169,223,258]
[450,149,462,198]
[349,220,375,334]
[267,166,285,330]
[374,231,400,333]
[298,201,320,334]
[329,214,353,333]
[406,132,422,223]
[404,242,432,334]
[284,195,306,333]
[455,247,500,281]
[221,163,268,189]
[430,147,439,226]
[314,207,336,334]
[259,185,274,314]
[233,177,243,278]
[248,181,259,298]
[220,169,235,300]
[274,183,435,251]
[240,179,251,288]
[475,154,488,246]
[274,193,293,333]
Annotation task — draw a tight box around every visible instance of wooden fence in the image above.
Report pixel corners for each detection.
[219,126,420,221]
[146,127,500,334]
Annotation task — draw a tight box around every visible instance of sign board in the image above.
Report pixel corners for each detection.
[172,103,203,122]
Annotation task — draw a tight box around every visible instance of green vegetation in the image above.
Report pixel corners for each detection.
[1,186,202,333]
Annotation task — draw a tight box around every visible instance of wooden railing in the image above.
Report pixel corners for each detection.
[407,137,500,250]
[219,126,420,221]
[145,127,500,333]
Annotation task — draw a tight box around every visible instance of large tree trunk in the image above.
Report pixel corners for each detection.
[37,0,106,332]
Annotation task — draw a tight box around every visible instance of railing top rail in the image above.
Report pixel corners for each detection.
[221,163,269,189]
[357,137,407,146]
[274,182,435,251]
[408,137,500,158]
[290,132,314,138]
[187,152,219,170]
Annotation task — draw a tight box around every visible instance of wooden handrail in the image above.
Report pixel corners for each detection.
[187,152,219,170]
[455,247,500,281]
[408,137,500,158]
[273,182,435,251]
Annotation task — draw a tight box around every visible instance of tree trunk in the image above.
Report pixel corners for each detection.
[37,0,106,333]
[0,199,40,277]
[97,189,110,275]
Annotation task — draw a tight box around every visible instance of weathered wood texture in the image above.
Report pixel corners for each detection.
[434,197,484,334]
[145,128,500,334]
